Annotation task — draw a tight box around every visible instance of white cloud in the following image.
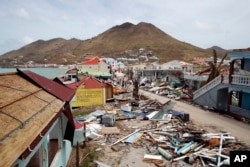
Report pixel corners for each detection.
[94,18,107,26]
[21,36,35,44]
[0,12,7,17]
[0,38,23,55]
[16,8,31,20]
[61,15,70,21]
[194,21,218,31]
[163,21,177,28]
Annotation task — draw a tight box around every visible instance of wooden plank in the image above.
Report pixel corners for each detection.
[112,129,140,145]
[144,154,163,160]
[143,154,164,164]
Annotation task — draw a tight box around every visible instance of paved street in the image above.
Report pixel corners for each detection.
[139,90,250,146]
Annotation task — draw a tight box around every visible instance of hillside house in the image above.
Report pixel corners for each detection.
[0,69,75,167]
[138,48,145,53]
[101,58,125,72]
[77,56,111,79]
[180,61,194,73]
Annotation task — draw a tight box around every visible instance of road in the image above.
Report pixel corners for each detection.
[139,90,250,146]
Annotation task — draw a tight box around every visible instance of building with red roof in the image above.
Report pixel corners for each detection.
[81,56,100,65]
[68,75,106,107]
[77,56,111,79]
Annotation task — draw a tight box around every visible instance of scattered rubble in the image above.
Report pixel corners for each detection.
[74,93,249,167]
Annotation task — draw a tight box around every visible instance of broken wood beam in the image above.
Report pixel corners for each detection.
[112,129,140,145]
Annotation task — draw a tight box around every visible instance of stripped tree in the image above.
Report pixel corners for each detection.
[197,49,228,84]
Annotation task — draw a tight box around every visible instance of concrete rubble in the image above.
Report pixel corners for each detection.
[76,93,248,167]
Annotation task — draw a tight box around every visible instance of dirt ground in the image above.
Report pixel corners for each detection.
[67,90,250,167]
[92,118,159,167]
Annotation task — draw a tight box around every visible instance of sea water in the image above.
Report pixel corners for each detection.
[0,67,68,79]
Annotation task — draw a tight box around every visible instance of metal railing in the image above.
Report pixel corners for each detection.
[222,75,229,84]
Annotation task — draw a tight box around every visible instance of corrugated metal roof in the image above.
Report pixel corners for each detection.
[18,69,75,101]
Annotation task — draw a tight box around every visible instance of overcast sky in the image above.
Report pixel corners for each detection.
[1,0,250,55]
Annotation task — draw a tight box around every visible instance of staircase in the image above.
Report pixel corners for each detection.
[193,75,229,100]
[193,74,250,101]
[192,75,229,110]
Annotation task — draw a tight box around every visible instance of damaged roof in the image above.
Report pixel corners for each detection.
[0,69,74,167]
[18,69,75,101]
[67,75,104,89]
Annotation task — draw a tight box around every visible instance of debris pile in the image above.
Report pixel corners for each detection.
[75,98,248,167]
[140,79,193,101]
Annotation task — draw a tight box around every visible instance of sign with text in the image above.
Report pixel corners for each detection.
[72,88,104,107]
[230,151,250,167]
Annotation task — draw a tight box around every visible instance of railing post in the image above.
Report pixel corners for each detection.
[229,61,234,83]
[221,74,223,83]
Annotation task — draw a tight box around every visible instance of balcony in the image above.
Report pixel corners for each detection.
[231,75,250,86]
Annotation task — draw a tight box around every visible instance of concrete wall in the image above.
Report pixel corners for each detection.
[50,140,72,167]
[216,88,228,111]
[230,105,250,119]
[11,117,72,167]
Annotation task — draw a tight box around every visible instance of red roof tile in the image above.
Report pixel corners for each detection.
[67,76,104,89]
[81,57,99,65]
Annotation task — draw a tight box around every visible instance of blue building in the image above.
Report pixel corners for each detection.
[193,48,250,121]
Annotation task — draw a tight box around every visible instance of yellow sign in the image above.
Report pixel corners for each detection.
[72,88,104,107]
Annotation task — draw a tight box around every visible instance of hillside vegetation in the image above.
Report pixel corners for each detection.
[0,22,213,67]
